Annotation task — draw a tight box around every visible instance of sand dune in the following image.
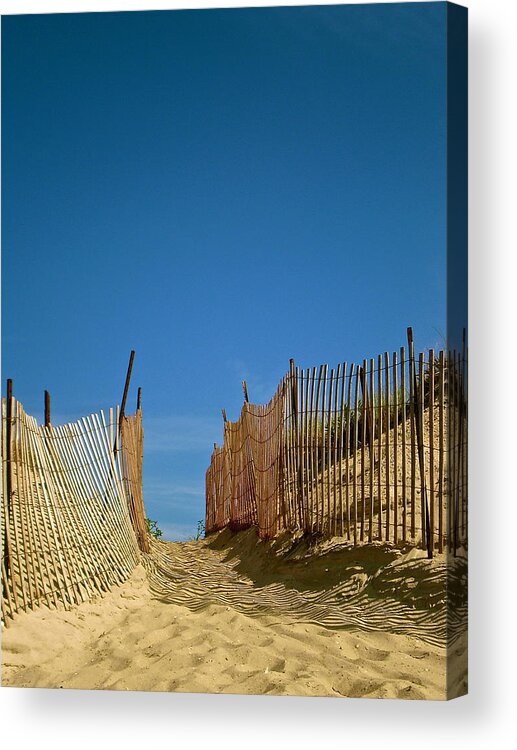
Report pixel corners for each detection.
[2,529,467,699]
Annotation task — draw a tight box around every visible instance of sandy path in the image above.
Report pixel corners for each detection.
[2,532,466,699]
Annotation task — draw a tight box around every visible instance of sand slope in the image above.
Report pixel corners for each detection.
[2,530,467,699]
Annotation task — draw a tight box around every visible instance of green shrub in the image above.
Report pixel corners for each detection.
[146,518,163,539]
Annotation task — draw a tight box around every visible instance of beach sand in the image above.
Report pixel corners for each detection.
[2,530,467,699]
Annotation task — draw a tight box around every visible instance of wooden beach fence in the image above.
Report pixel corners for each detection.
[120,411,150,554]
[1,374,149,623]
[206,333,467,554]
[206,381,285,538]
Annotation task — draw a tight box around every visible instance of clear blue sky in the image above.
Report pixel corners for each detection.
[2,3,447,540]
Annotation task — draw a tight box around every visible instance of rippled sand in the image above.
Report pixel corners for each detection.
[2,529,467,699]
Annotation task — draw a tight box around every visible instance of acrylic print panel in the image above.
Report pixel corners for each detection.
[1,2,467,700]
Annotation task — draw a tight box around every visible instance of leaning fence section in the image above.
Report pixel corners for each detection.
[206,339,467,555]
[1,398,148,623]
[120,411,150,554]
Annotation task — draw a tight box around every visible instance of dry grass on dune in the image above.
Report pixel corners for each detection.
[2,528,467,700]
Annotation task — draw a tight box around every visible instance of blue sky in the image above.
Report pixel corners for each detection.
[2,3,447,540]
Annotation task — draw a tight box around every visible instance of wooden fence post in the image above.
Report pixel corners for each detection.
[3,379,13,572]
[352,366,359,545]
[5,379,13,516]
[44,390,51,427]
[360,361,367,541]
[429,350,435,555]
[119,350,135,430]
[400,346,407,542]
[393,350,398,544]
[407,328,432,558]
[359,365,373,447]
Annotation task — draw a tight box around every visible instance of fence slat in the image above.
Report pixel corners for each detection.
[429,350,435,553]
[368,358,375,543]
[438,351,445,552]
[327,368,335,537]
[345,363,355,540]
[352,366,360,545]
[308,367,317,533]
[313,366,323,534]
[400,347,407,543]
[393,351,398,545]
[376,355,383,541]
[409,338,416,540]
[299,367,306,530]
[417,352,429,552]
[360,361,367,542]
[384,352,391,542]
[332,364,341,536]
[13,401,35,609]
[338,363,347,537]
[320,365,328,535]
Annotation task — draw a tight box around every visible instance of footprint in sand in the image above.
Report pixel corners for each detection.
[268,658,286,673]
[364,647,391,662]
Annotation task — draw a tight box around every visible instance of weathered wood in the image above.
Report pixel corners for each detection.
[16,402,39,608]
[284,370,294,529]
[320,365,328,534]
[119,350,135,427]
[11,400,32,610]
[205,337,456,560]
[415,351,432,558]
[384,353,391,542]
[338,363,347,537]
[458,348,466,545]
[352,365,360,545]
[447,350,455,552]
[6,379,13,518]
[438,350,445,552]
[429,350,435,553]
[400,347,407,542]
[44,390,51,427]
[313,365,323,534]
[460,329,467,543]
[2,394,144,622]
[327,367,335,536]
[2,385,14,581]
[377,355,383,540]
[368,358,375,543]
[393,351,398,544]
[408,330,417,540]
[308,367,317,532]
[332,363,341,536]
[360,361,367,541]
[299,368,307,530]
[345,363,355,540]
[303,368,311,533]
[453,351,461,555]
